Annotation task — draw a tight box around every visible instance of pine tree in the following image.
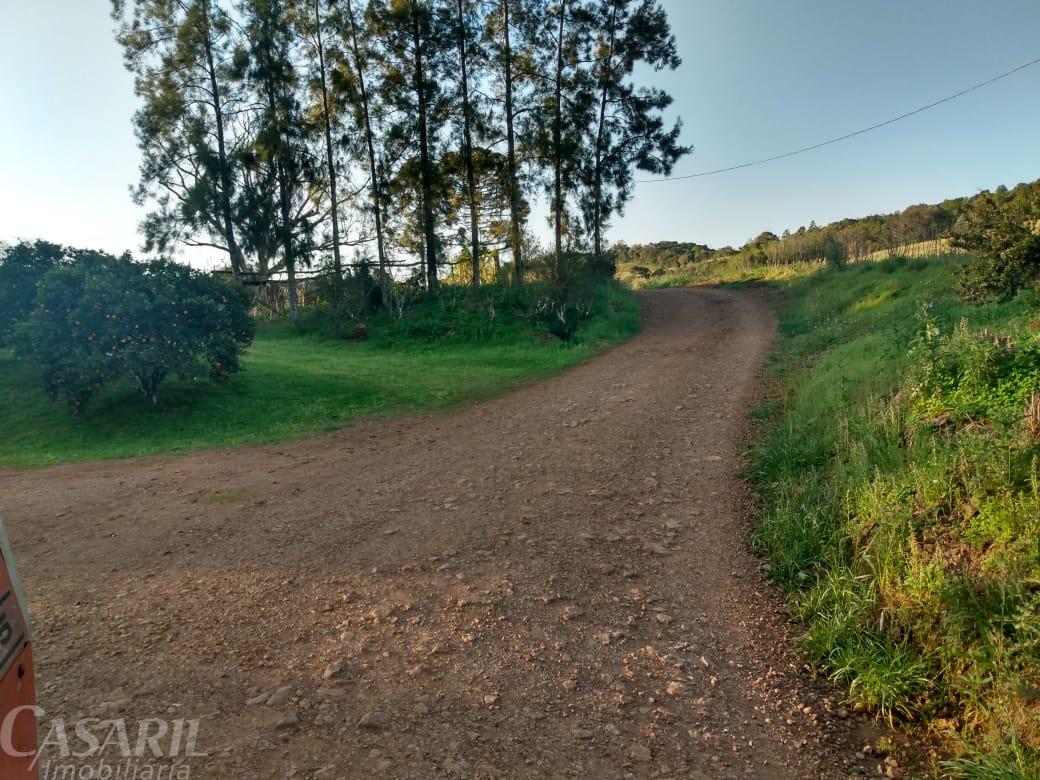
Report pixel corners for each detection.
[583,0,688,262]
[240,0,318,319]
[332,0,391,307]
[298,0,346,313]
[486,0,536,283]
[115,0,692,317]
[453,0,482,287]
[113,0,247,276]
[369,0,454,296]
[528,0,595,271]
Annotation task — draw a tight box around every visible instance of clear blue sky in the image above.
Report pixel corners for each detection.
[2,0,1039,263]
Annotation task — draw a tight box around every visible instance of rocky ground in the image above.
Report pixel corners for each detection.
[2,288,922,778]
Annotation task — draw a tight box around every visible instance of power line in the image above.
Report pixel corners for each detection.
[637,54,1040,183]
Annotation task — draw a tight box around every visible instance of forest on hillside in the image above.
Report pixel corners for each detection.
[617,178,1040,284]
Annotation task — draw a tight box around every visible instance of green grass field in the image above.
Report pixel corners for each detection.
[0,281,640,468]
[695,255,1040,776]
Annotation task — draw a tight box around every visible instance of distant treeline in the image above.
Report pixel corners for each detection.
[613,241,716,270]
[616,179,1040,274]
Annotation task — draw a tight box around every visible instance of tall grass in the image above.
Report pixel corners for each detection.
[727,256,1039,773]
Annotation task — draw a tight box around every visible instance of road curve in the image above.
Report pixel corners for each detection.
[1,288,883,778]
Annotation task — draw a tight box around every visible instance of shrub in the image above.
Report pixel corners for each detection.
[535,297,592,342]
[523,251,618,339]
[908,308,1040,425]
[15,253,254,410]
[0,240,66,343]
[953,184,1040,302]
[361,278,631,347]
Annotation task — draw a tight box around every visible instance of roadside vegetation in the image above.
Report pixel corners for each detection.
[644,182,1040,775]
[0,241,638,468]
[6,246,256,412]
[752,257,1039,776]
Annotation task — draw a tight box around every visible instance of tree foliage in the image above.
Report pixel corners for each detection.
[0,240,66,344]
[952,181,1040,302]
[112,0,690,299]
[766,230,846,268]
[113,0,248,275]
[582,0,687,260]
[15,252,255,410]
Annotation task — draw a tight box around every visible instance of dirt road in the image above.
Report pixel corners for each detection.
[2,288,890,778]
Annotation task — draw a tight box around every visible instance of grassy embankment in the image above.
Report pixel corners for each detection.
[653,255,1039,777]
[0,281,640,468]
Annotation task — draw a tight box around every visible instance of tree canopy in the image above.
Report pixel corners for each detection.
[12,248,254,410]
[112,0,690,302]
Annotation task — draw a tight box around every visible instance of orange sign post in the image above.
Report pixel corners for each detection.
[0,521,37,779]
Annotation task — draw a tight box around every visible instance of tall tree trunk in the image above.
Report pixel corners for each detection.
[313,0,343,312]
[262,61,298,320]
[199,0,244,278]
[503,0,523,284]
[276,158,299,320]
[592,1,619,263]
[552,0,566,270]
[456,0,480,289]
[412,8,439,297]
[345,0,389,308]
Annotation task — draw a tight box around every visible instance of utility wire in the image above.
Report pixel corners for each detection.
[637,54,1040,183]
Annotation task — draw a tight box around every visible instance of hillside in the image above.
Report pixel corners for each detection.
[616,179,1040,288]
[658,252,1040,776]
